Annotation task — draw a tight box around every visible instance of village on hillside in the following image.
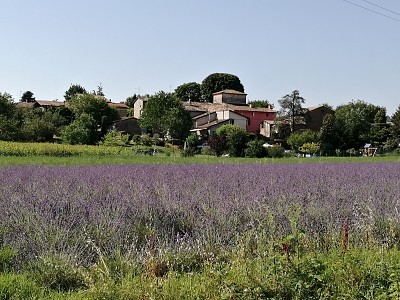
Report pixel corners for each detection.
[1,73,399,157]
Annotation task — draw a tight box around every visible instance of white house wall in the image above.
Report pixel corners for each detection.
[216,110,247,130]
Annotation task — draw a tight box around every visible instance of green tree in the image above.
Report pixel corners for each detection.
[61,114,97,145]
[139,91,192,141]
[287,130,320,152]
[370,108,390,145]
[248,100,271,108]
[245,139,266,158]
[390,106,400,141]
[0,116,20,141]
[200,73,244,102]
[20,91,35,103]
[215,124,249,157]
[0,92,16,118]
[94,84,105,96]
[64,84,87,102]
[165,106,193,141]
[174,82,201,102]
[319,114,340,153]
[125,94,139,108]
[20,109,68,142]
[69,93,119,133]
[334,100,384,149]
[0,93,20,141]
[278,90,306,133]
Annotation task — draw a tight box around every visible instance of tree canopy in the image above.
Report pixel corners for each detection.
[215,124,249,157]
[319,100,388,151]
[68,94,119,133]
[139,91,192,141]
[390,105,400,141]
[61,113,97,145]
[278,90,306,133]
[287,130,320,152]
[64,84,87,102]
[20,91,35,103]
[0,92,16,118]
[200,73,244,102]
[174,82,201,102]
[0,93,19,141]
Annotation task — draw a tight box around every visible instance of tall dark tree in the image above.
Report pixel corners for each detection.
[278,90,306,133]
[200,73,244,102]
[64,84,87,102]
[385,105,400,149]
[92,84,105,97]
[370,108,390,145]
[125,94,138,108]
[391,105,400,140]
[319,114,340,152]
[20,91,35,103]
[174,82,201,102]
[139,91,192,141]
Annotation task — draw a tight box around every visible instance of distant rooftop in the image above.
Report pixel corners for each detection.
[212,89,247,96]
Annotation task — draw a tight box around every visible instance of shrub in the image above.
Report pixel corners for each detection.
[181,147,196,157]
[32,254,88,292]
[100,130,130,146]
[0,273,43,299]
[207,134,227,156]
[61,113,98,145]
[266,145,284,158]
[245,140,266,158]
[140,135,154,146]
[0,247,18,273]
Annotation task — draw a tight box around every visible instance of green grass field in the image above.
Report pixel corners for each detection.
[0,153,399,166]
[0,140,399,166]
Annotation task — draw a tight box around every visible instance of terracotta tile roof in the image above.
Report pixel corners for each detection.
[191,119,230,130]
[36,100,65,107]
[16,102,37,108]
[108,102,129,109]
[212,89,247,95]
[183,101,275,113]
[192,111,217,120]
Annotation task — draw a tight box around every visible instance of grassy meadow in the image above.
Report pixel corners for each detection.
[0,141,400,299]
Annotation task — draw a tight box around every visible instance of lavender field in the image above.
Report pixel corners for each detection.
[1,162,399,268]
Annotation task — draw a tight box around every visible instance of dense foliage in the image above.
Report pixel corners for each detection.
[140,91,192,141]
[174,82,202,102]
[68,94,119,133]
[64,84,87,102]
[287,129,320,152]
[200,73,244,102]
[20,90,35,103]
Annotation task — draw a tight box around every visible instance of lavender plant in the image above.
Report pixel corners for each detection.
[0,162,399,271]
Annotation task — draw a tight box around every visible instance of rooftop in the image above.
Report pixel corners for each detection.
[212,89,247,96]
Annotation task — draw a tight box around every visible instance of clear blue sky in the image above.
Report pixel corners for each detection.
[1,0,399,115]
